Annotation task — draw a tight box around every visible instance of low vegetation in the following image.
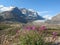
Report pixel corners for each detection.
[0,24,11,30]
[0,23,60,45]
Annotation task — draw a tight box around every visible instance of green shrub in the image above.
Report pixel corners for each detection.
[0,24,11,30]
[18,30,45,45]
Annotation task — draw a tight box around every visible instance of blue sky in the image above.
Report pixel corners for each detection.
[0,0,60,19]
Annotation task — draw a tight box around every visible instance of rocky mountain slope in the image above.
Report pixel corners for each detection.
[0,7,44,23]
[46,14,60,24]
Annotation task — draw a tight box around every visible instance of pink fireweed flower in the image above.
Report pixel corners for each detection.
[25,26,31,30]
[31,26,36,30]
[52,32,57,39]
[39,25,46,31]
[16,30,20,34]
[52,32,57,36]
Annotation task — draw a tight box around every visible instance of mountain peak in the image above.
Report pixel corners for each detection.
[0,7,44,23]
[12,7,19,10]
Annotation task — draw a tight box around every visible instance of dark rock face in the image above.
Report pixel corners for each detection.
[0,7,44,23]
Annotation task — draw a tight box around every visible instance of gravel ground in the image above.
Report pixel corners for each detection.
[45,37,60,45]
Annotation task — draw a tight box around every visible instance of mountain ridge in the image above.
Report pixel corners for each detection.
[0,7,44,23]
[45,13,60,24]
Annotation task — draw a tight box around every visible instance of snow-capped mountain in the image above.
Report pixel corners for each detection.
[0,7,44,23]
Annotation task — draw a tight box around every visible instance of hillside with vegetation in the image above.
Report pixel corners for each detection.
[0,23,60,45]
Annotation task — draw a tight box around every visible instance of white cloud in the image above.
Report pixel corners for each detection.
[0,5,14,11]
[37,11,53,20]
[37,11,49,15]
[0,5,4,8]
[43,15,52,20]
